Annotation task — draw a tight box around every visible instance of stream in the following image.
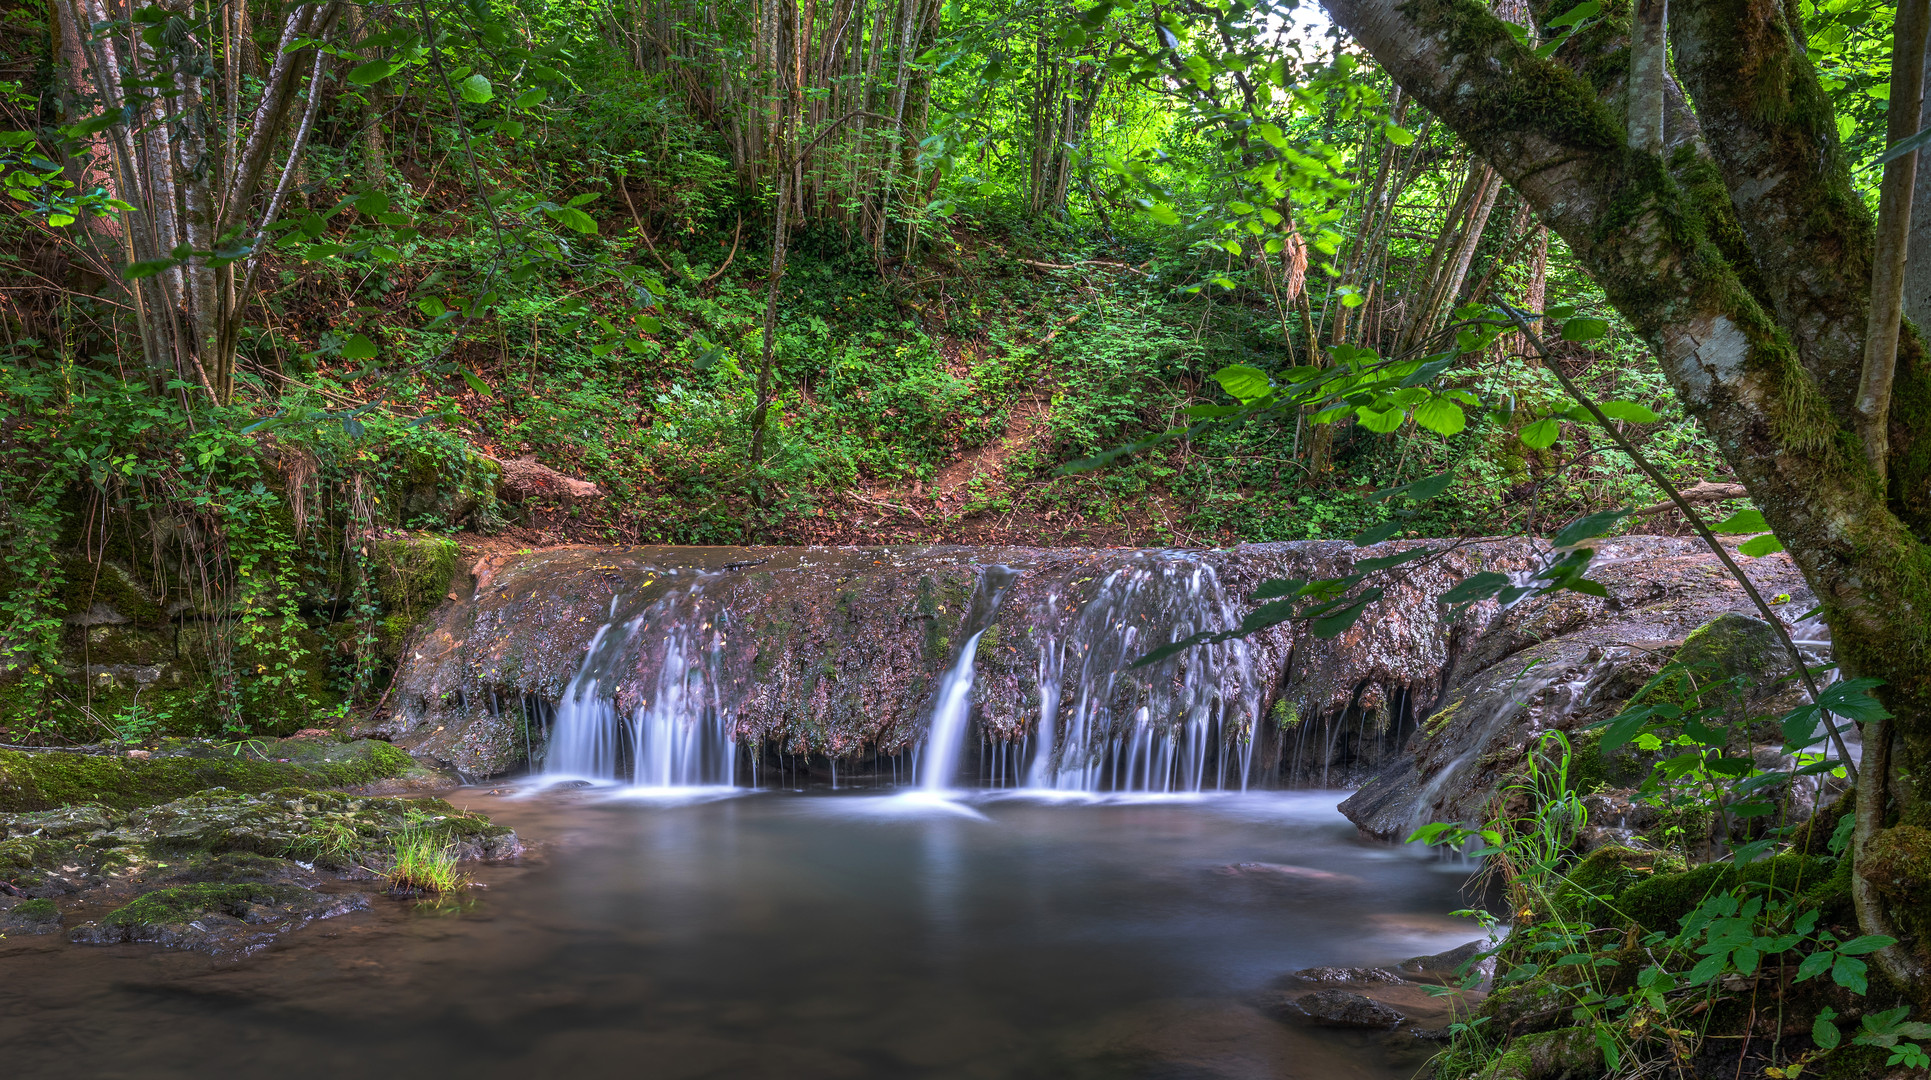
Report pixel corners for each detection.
[0,786,1478,1078]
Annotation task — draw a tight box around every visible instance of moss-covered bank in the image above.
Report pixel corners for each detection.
[0,737,431,813]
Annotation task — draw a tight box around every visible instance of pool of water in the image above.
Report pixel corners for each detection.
[0,788,1483,1078]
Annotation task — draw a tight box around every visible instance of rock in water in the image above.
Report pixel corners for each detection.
[1263,988,1406,1028]
[69,883,369,957]
[0,896,62,935]
[1400,940,1495,984]
[1291,966,1406,984]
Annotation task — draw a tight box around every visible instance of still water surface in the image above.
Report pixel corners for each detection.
[1,789,1478,1078]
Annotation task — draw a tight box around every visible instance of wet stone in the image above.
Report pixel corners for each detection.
[69,883,371,957]
[0,895,62,934]
[1291,966,1406,984]
[1399,939,1495,983]
[1263,988,1407,1029]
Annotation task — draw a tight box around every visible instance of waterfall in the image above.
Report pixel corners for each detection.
[920,566,1019,792]
[546,585,738,788]
[1023,555,1259,794]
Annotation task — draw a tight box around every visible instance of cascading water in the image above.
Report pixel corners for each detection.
[545,583,738,787]
[1024,555,1259,793]
[920,566,1020,792]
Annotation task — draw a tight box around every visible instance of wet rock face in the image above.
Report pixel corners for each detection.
[371,541,1542,777]
[1339,537,1815,841]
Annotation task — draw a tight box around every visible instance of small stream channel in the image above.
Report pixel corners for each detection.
[0,786,1479,1078]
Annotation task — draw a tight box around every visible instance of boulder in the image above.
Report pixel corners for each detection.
[1263,988,1406,1028]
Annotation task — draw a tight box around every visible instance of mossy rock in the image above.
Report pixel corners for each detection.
[371,532,459,658]
[0,739,426,813]
[1472,1024,1601,1080]
[1549,844,1685,924]
[0,895,62,934]
[1618,853,1838,932]
[71,881,370,954]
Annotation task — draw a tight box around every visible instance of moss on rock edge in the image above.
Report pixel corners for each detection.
[0,740,424,813]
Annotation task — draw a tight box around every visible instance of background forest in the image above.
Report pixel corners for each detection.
[0,0,1898,739]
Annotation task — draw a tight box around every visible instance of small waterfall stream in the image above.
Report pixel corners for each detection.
[545,580,739,787]
[920,566,1019,792]
[1022,555,1258,793]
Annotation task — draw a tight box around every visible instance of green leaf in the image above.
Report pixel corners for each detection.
[1595,400,1660,423]
[1552,509,1626,548]
[1413,397,1467,436]
[1737,534,1786,557]
[1833,954,1869,993]
[1212,364,1272,403]
[1819,678,1893,722]
[1544,0,1601,27]
[341,334,378,361]
[1351,521,1402,546]
[459,368,492,397]
[1439,571,1511,609]
[417,296,445,317]
[123,258,175,280]
[1711,509,1768,534]
[566,192,600,207]
[1311,592,1380,638]
[1384,123,1415,146]
[1145,201,1180,225]
[1519,416,1560,449]
[1562,316,1610,342]
[459,73,494,104]
[1797,950,1834,982]
[636,315,663,334]
[1815,1013,1843,1050]
[1356,405,1404,433]
[348,60,394,85]
[513,86,548,109]
[1836,935,1899,957]
[544,206,598,233]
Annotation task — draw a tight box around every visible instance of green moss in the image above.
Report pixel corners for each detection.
[11,897,57,920]
[975,623,1001,658]
[100,882,311,927]
[0,740,423,813]
[1414,0,1623,151]
[1617,853,1836,932]
[1551,844,1685,924]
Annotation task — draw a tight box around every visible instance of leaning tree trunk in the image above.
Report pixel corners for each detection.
[1320,0,1931,996]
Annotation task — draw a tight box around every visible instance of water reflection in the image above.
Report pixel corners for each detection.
[0,790,1480,1079]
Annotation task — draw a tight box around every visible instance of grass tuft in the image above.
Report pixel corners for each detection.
[383,831,468,895]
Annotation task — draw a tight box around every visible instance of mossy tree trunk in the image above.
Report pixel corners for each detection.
[1318,0,1931,995]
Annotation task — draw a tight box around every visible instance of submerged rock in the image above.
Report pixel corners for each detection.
[69,882,369,957]
[1263,988,1407,1028]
